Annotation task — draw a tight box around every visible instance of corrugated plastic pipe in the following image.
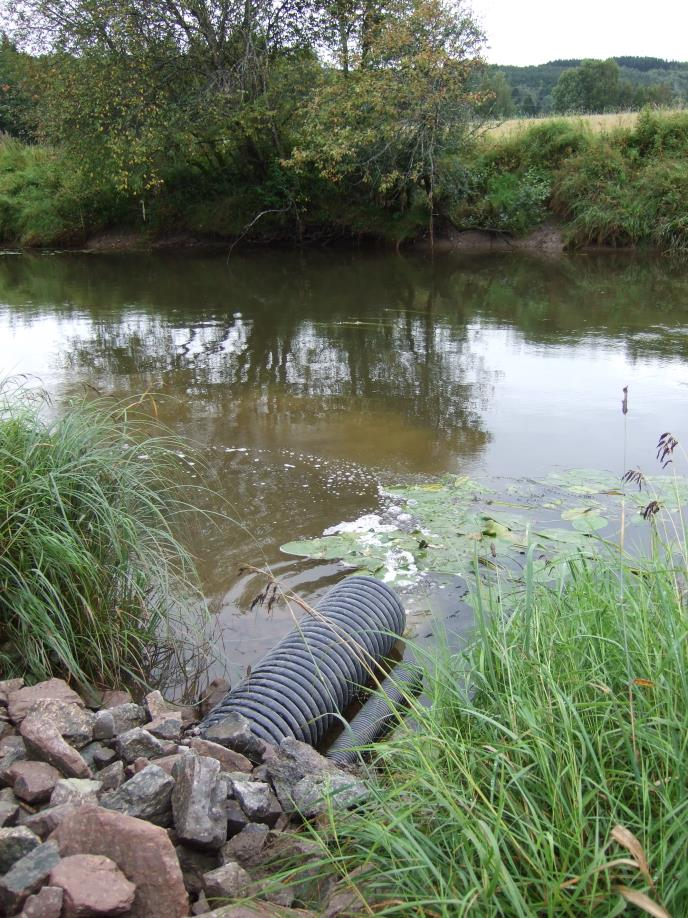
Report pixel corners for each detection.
[200,575,406,747]
[325,657,423,765]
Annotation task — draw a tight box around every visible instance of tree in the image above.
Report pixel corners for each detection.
[0,36,35,139]
[553,59,623,113]
[292,0,485,246]
[2,0,321,191]
[475,69,515,119]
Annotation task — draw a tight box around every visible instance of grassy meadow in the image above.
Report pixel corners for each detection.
[480,110,663,139]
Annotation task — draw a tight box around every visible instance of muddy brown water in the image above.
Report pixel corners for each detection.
[2,248,688,684]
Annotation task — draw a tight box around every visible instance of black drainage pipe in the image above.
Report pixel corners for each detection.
[200,575,406,747]
[325,658,423,765]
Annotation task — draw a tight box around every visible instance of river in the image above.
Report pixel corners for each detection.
[2,248,688,682]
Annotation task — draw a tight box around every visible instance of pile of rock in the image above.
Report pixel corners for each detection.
[0,678,369,918]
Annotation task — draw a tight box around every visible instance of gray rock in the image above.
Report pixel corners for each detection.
[0,826,41,873]
[101,764,174,826]
[23,700,94,749]
[79,741,110,768]
[172,756,227,850]
[0,735,26,759]
[203,861,252,901]
[191,891,210,915]
[98,760,125,792]
[225,799,249,838]
[288,772,368,818]
[220,824,269,868]
[108,704,146,735]
[50,778,102,807]
[174,845,221,897]
[93,746,117,768]
[230,780,281,827]
[115,727,164,763]
[22,805,80,840]
[266,738,367,816]
[92,710,115,741]
[147,712,183,742]
[0,799,19,827]
[203,713,265,760]
[0,840,61,914]
[18,885,63,918]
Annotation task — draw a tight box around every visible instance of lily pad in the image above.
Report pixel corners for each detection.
[281,468,686,593]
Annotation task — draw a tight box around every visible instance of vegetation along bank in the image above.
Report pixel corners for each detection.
[1,3,688,253]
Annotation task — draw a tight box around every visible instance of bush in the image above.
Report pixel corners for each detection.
[0,138,128,245]
[0,382,208,693]
[450,166,551,237]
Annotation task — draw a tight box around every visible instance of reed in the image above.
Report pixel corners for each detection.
[0,380,209,694]
[312,549,688,916]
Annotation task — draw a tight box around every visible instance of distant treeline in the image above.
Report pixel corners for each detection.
[478,57,688,117]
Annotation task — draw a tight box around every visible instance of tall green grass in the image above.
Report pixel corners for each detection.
[0,382,208,693]
[317,554,688,916]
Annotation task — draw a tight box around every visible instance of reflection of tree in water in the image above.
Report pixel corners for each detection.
[4,249,688,454]
[29,254,497,458]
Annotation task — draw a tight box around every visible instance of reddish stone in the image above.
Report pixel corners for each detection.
[100,690,132,709]
[20,715,92,779]
[8,680,84,725]
[19,885,64,918]
[50,853,135,917]
[52,805,188,918]
[8,761,62,804]
[25,700,94,749]
[0,679,24,708]
[190,738,252,774]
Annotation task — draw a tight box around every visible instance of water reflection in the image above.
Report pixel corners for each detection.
[2,249,688,677]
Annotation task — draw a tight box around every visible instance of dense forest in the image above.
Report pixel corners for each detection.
[480,57,688,117]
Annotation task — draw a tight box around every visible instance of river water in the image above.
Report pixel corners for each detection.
[2,249,688,682]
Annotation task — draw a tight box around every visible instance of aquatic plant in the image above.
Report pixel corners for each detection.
[0,380,209,694]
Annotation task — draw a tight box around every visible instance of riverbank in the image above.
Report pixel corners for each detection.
[0,676,371,916]
[2,542,685,916]
[2,110,688,255]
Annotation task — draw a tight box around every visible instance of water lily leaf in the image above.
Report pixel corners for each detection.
[571,515,608,532]
[281,469,688,592]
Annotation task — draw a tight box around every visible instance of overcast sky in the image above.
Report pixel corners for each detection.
[475,0,688,66]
